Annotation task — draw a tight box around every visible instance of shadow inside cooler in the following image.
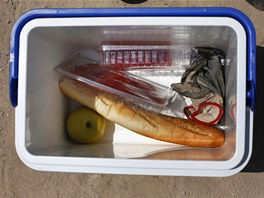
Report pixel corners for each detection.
[24,24,238,160]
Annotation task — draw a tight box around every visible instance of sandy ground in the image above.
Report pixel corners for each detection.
[0,0,264,197]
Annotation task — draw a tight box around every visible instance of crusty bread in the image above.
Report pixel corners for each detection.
[59,77,225,147]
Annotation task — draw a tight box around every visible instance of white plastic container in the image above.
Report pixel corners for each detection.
[9,8,256,176]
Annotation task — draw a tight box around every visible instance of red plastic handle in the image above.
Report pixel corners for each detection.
[183,101,223,125]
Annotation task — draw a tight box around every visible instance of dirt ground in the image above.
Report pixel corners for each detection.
[0,0,264,197]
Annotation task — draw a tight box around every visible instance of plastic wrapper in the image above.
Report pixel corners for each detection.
[56,49,191,117]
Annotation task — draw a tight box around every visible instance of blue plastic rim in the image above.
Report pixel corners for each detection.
[9,7,256,110]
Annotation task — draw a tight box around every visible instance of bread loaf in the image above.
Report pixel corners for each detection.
[59,77,225,147]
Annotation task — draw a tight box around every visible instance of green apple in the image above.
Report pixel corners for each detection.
[66,106,106,144]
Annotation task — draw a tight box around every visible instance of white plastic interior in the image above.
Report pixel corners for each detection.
[16,17,249,175]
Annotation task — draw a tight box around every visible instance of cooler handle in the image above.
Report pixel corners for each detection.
[9,61,18,107]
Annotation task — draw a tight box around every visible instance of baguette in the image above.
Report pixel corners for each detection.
[59,77,225,147]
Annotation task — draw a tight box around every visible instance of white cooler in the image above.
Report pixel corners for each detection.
[9,8,256,177]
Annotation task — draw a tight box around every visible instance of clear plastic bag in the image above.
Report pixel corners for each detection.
[56,51,189,117]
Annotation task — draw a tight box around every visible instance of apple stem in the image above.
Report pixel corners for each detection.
[86,121,92,129]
